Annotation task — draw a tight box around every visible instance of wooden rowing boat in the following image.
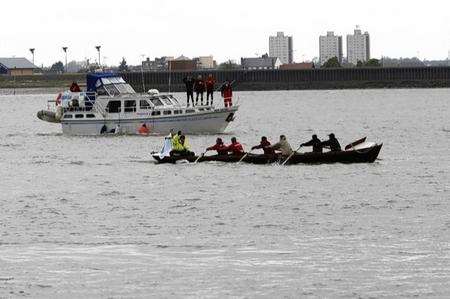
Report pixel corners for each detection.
[152,140,382,165]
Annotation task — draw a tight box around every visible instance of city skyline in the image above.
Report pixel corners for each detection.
[0,0,449,66]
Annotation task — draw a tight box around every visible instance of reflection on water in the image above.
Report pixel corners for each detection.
[0,89,449,297]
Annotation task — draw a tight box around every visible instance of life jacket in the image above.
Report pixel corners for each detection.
[172,134,180,147]
[227,142,243,155]
[208,143,228,155]
[173,140,189,152]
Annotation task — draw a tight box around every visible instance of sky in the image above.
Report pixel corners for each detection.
[0,0,449,66]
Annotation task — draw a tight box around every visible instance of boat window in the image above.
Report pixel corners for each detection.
[185,109,195,113]
[140,99,151,109]
[106,100,121,113]
[150,98,164,106]
[64,114,73,119]
[163,110,172,115]
[86,114,95,118]
[151,111,161,116]
[115,83,136,94]
[168,95,180,105]
[96,85,107,96]
[104,84,120,96]
[124,100,136,112]
[102,77,112,85]
[75,114,84,118]
[174,110,183,115]
[160,96,173,106]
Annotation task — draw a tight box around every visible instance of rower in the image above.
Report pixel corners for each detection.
[225,137,244,155]
[268,135,293,156]
[170,135,193,156]
[301,134,323,153]
[206,138,228,155]
[171,130,182,147]
[321,133,342,152]
[251,136,275,154]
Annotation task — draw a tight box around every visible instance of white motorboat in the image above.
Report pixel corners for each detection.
[37,73,238,135]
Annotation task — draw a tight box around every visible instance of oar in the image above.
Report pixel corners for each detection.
[194,151,207,164]
[237,149,252,163]
[281,145,302,166]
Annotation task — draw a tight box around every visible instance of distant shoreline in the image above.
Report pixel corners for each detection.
[1,67,449,92]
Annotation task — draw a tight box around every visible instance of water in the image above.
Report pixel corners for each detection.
[1,89,449,298]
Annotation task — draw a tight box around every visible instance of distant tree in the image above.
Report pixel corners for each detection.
[356,60,364,67]
[118,57,129,72]
[50,61,64,74]
[365,58,381,67]
[322,57,341,68]
[218,60,240,70]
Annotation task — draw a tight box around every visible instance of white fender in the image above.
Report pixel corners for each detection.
[55,106,63,120]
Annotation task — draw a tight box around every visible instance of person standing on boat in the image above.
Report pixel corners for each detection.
[225,137,244,155]
[70,81,81,92]
[183,76,195,107]
[205,74,215,105]
[220,79,233,108]
[206,138,228,155]
[321,133,342,152]
[268,135,293,156]
[251,136,275,155]
[301,134,323,153]
[194,75,206,106]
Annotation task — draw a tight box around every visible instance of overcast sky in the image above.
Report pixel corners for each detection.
[1,0,449,66]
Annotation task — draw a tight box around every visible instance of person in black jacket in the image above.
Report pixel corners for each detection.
[321,133,342,152]
[183,76,195,107]
[194,75,206,105]
[301,134,323,153]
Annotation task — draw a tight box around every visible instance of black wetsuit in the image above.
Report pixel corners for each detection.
[301,137,323,153]
[183,77,195,106]
[321,137,342,152]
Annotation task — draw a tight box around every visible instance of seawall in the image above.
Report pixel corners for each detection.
[1,67,449,91]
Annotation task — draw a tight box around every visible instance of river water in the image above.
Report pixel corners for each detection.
[0,89,449,298]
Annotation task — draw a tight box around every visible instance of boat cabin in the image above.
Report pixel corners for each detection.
[87,73,136,97]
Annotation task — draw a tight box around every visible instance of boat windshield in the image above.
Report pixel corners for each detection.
[160,96,173,106]
[101,77,136,96]
[168,95,180,105]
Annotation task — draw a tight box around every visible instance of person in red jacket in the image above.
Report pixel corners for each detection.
[205,74,215,105]
[225,137,244,155]
[220,79,233,108]
[70,82,81,92]
[251,136,275,154]
[206,137,228,155]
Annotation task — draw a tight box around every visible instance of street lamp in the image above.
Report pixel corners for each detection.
[29,48,35,64]
[140,54,146,93]
[62,47,68,73]
[95,46,101,67]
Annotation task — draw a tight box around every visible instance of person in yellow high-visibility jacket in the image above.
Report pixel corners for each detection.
[170,135,193,156]
[171,130,182,147]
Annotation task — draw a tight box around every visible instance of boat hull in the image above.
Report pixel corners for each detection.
[60,108,237,135]
[152,144,383,165]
